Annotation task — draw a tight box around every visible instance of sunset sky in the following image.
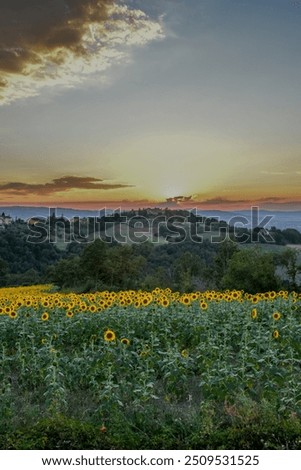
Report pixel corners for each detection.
[1,0,301,210]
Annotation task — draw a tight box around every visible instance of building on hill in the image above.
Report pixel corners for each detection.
[27,216,46,226]
[0,213,13,227]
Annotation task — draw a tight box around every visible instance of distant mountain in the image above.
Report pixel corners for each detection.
[196,210,301,231]
[1,206,301,231]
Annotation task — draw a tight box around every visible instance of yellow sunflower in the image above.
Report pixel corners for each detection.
[273,330,280,339]
[182,295,191,306]
[272,312,281,321]
[104,329,116,342]
[120,338,130,346]
[251,308,257,320]
[161,298,170,307]
[181,349,189,358]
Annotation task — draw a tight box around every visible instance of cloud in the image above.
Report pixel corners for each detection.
[0,0,164,105]
[197,197,251,205]
[0,176,133,196]
[256,196,287,202]
[260,171,288,176]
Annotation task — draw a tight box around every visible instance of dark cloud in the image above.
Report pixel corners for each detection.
[0,0,164,103]
[0,0,113,75]
[0,176,133,196]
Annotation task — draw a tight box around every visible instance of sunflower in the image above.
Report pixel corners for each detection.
[9,310,17,319]
[41,312,49,321]
[200,301,208,310]
[104,329,116,342]
[120,338,130,346]
[273,330,280,339]
[251,308,257,320]
[182,295,191,306]
[161,298,170,307]
[142,297,151,307]
[66,311,73,318]
[181,349,189,358]
[272,312,281,321]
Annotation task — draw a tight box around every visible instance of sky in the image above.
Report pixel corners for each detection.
[1,0,301,211]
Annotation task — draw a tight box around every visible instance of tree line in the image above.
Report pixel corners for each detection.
[0,219,300,292]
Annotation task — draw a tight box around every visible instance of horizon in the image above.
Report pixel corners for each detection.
[2,203,301,215]
[1,1,301,209]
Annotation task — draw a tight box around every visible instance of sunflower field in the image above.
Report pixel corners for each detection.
[1,284,301,449]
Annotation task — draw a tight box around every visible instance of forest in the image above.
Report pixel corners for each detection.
[0,211,301,293]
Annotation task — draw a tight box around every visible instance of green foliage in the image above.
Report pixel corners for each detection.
[0,257,9,286]
[173,251,204,291]
[210,240,239,288]
[48,257,83,289]
[221,248,280,293]
[49,239,217,292]
[1,294,301,449]
[2,416,109,450]
[0,221,62,286]
[277,248,301,291]
[1,405,301,450]
[1,215,301,292]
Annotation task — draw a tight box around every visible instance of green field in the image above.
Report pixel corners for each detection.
[1,286,301,449]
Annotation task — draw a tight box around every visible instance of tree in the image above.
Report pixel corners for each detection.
[108,245,146,289]
[282,229,301,245]
[278,248,301,291]
[49,257,83,289]
[80,239,108,289]
[0,258,8,287]
[173,251,203,291]
[210,240,239,288]
[221,247,280,293]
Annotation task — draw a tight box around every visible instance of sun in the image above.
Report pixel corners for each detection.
[161,185,188,200]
